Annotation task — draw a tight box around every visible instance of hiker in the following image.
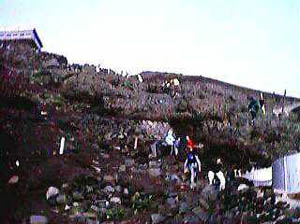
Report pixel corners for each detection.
[259,93,266,115]
[164,129,176,155]
[170,78,180,87]
[137,74,143,83]
[178,135,187,152]
[176,135,194,154]
[208,158,226,191]
[226,165,236,183]
[184,146,201,189]
[248,97,261,125]
[162,80,169,94]
[170,137,180,157]
[169,78,180,97]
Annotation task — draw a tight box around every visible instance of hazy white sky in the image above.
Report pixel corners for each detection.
[1,0,300,97]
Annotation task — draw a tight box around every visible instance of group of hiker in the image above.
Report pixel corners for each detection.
[150,128,221,190]
[148,93,267,190]
[162,78,180,98]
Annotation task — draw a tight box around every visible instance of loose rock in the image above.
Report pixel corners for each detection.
[110,197,121,204]
[125,159,135,167]
[104,185,115,193]
[8,175,19,184]
[151,213,165,224]
[148,168,161,177]
[30,215,48,224]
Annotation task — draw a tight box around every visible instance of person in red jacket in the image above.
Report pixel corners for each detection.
[186,136,195,150]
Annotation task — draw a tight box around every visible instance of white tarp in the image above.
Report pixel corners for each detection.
[273,152,300,194]
[242,167,272,187]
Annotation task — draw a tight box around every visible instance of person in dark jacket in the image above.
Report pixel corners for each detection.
[179,135,187,152]
[248,97,260,125]
[208,158,226,191]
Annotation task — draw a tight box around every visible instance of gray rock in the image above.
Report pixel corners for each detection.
[104,185,115,193]
[110,197,121,204]
[148,168,161,177]
[170,174,181,183]
[151,213,165,224]
[119,165,126,172]
[125,159,135,167]
[71,214,99,224]
[201,185,217,201]
[86,219,99,224]
[179,202,189,213]
[149,160,161,168]
[183,215,200,223]
[168,192,178,198]
[72,191,84,200]
[91,205,100,212]
[99,207,107,214]
[192,206,209,221]
[139,163,148,170]
[43,58,59,68]
[7,175,19,184]
[62,183,69,189]
[123,188,129,195]
[30,215,48,224]
[103,175,114,183]
[224,211,234,220]
[199,198,209,210]
[167,197,177,208]
[150,143,158,158]
[98,200,109,208]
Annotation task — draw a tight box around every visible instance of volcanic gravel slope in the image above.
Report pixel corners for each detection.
[1,42,300,223]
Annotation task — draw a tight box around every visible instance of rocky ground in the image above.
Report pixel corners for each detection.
[1,42,300,223]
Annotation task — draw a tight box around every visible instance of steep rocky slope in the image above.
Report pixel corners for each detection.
[1,42,300,223]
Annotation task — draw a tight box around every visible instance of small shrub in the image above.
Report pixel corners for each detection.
[106,206,125,220]
[176,99,188,113]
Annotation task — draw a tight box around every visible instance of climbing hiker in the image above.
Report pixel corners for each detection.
[184,146,201,189]
[248,97,261,125]
[162,80,170,94]
[169,78,180,98]
[208,158,226,191]
[259,93,266,115]
[164,129,176,155]
[178,135,187,152]
[170,137,180,157]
